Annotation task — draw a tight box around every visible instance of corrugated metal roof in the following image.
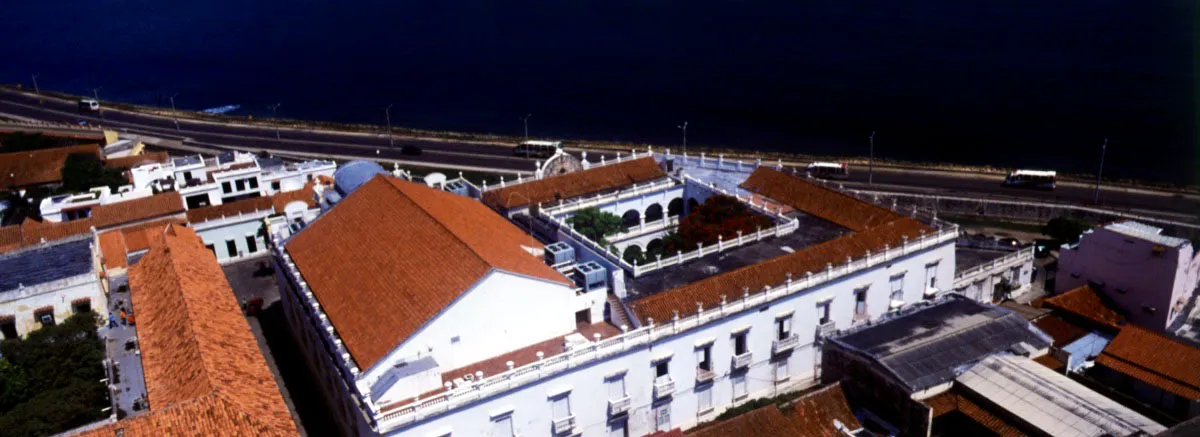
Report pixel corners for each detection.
[1104,221,1189,248]
[0,237,93,291]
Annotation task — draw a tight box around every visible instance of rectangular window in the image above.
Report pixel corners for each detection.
[734,332,748,355]
[926,264,938,289]
[732,374,748,399]
[206,244,216,257]
[890,274,905,301]
[72,299,91,314]
[221,181,232,193]
[248,178,259,189]
[775,359,790,381]
[0,319,17,340]
[182,171,192,181]
[776,316,792,340]
[855,287,868,317]
[490,415,513,437]
[655,361,669,380]
[271,181,281,191]
[697,385,712,412]
[607,376,626,399]
[608,419,628,437]
[697,345,712,371]
[818,302,831,324]
[551,395,571,420]
[245,236,258,253]
[225,240,237,258]
[36,310,55,327]
[235,179,246,191]
[655,404,671,432]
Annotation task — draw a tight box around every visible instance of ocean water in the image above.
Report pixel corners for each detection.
[2,0,1195,184]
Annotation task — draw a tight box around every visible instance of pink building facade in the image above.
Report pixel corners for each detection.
[1056,221,1200,332]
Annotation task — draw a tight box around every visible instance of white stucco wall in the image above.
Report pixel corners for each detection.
[194,217,269,262]
[0,276,107,338]
[380,240,955,436]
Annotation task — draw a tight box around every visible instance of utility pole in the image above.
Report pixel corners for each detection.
[678,121,688,155]
[169,94,180,132]
[522,113,532,139]
[268,103,282,143]
[384,104,394,148]
[1094,138,1108,204]
[869,131,876,185]
[31,75,41,105]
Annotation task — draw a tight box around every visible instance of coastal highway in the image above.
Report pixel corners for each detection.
[0,87,1196,218]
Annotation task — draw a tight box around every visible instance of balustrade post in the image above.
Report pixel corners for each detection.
[826,263,833,280]
[717,235,724,251]
[756,226,762,240]
[677,250,683,265]
[786,272,793,290]
[736,230,743,245]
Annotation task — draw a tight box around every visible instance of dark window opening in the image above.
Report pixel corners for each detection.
[185,194,210,209]
[36,310,55,327]
[734,333,748,355]
[271,181,281,191]
[235,179,246,191]
[0,320,17,339]
[225,240,237,258]
[205,244,216,257]
[221,181,232,193]
[698,346,712,371]
[245,236,258,253]
[72,300,91,314]
[248,178,259,189]
[655,361,669,378]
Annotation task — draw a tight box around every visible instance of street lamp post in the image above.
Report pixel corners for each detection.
[31,75,41,104]
[92,87,103,119]
[384,104,394,148]
[869,131,876,185]
[522,113,532,139]
[678,121,688,155]
[169,94,180,132]
[1094,138,1108,204]
[268,103,282,143]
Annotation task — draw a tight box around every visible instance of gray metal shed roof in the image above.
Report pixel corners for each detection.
[0,238,95,292]
[832,297,1052,391]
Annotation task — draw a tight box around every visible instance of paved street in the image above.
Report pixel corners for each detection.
[100,275,148,419]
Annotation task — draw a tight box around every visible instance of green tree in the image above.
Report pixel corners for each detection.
[1042,217,1091,245]
[60,153,127,193]
[566,207,626,245]
[0,311,108,437]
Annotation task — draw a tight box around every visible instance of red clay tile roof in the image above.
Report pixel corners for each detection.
[1033,354,1065,371]
[1031,315,1090,348]
[270,183,317,212]
[1096,325,1200,400]
[186,196,274,223]
[19,217,95,247]
[482,157,666,209]
[741,167,905,231]
[287,175,571,370]
[0,144,101,188]
[105,152,171,169]
[0,225,20,252]
[1043,285,1125,330]
[924,391,1029,436]
[114,224,297,435]
[690,404,804,437]
[91,192,185,228]
[98,230,127,270]
[785,383,863,437]
[631,217,932,324]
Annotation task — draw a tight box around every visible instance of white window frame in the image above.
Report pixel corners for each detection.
[490,414,513,437]
[775,314,793,340]
[550,394,571,420]
[732,373,748,399]
[697,384,713,413]
[890,274,905,301]
[926,263,939,288]
[607,375,626,400]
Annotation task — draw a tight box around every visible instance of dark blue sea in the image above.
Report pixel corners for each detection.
[2,0,1195,184]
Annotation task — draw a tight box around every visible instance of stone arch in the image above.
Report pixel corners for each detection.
[668,197,684,217]
[622,209,641,228]
[646,238,664,256]
[622,245,644,265]
[645,203,664,223]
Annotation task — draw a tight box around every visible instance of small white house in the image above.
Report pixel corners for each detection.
[0,236,106,340]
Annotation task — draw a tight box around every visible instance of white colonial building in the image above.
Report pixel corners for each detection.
[269,150,984,437]
[0,235,106,340]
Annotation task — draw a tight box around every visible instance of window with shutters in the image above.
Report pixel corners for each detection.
[890,274,905,301]
[697,385,712,413]
[490,415,513,437]
[775,315,792,340]
[551,394,571,420]
[608,418,628,437]
[607,375,626,400]
[732,374,748,399]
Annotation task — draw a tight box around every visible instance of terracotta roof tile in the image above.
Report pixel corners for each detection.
[741,167,905,231]
[186,196,273,223]
[71,393,294,437]
[1096,325,1200,400]
[1043,285,1125,330]
[631,217,931,324]
[91,192,185,228]
[1033,354,1065,371]
[19,217,95,246]
[0,225,20,252]
[1031,315,1090,347]
[0,144,101,188]
[98,230,128,270]
[482,157,666,209]
[105,152,171,169]
[287,175,571,370]
[785,383,863,437]
[270,183,317,213]
[118,218,187,252]
[924,391,1029,436]
[688,404,803,437]
[122,224,297,435]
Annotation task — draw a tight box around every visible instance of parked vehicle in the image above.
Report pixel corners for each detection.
[513,140,561,159]
[805,162,849,180]
[78,99,100,113]
[1002,169,1056,190]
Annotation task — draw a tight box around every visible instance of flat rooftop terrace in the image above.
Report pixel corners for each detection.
[625,212,848,299]
[954,247,1018,275]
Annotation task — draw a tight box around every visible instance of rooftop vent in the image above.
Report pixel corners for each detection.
[575,261,607,291]
[545,242,575,266]
[444,180,469,197]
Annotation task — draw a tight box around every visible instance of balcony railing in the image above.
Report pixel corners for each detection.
[552,415,576,435]
[696,368,715,383]
[731,352,752,369]
[608,395,631,416]
[818,320,837,338]
[653,377,675,399]
[772,334,800,355]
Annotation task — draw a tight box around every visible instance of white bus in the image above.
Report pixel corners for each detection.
[1003,169,1056,190]
[805,162,849,180]
[513,140,562,159]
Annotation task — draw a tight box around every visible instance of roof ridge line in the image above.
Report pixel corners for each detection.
[157,234,220,400]
[211,390,289,434]
[383,177,493,270]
